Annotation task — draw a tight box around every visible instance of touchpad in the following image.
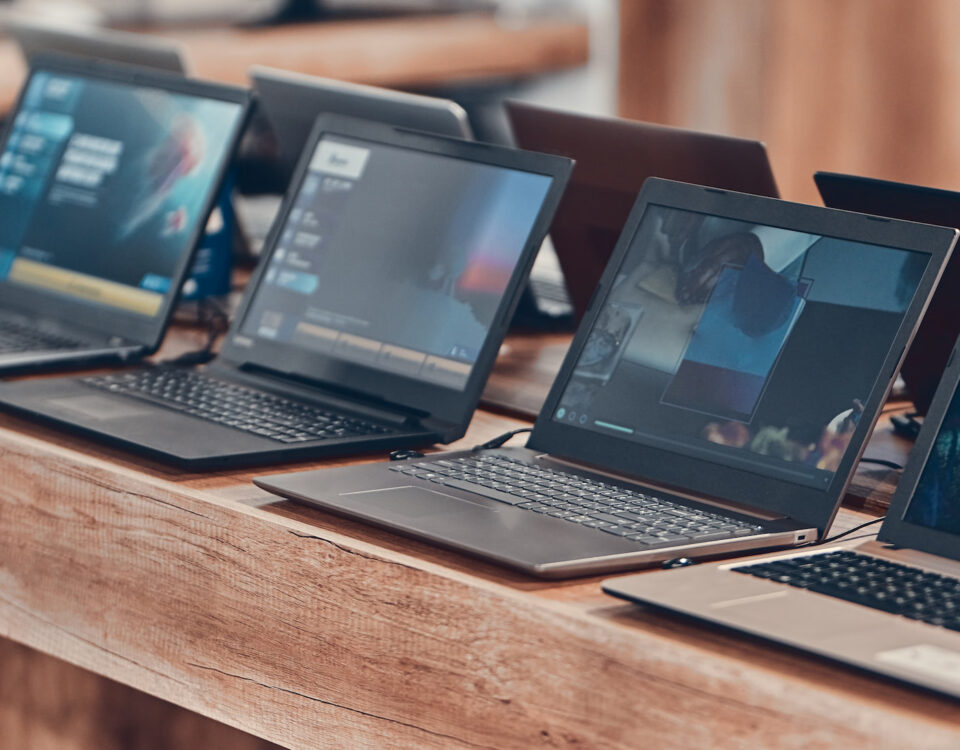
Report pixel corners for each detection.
[337,486,499,522]
[50,395,155,420]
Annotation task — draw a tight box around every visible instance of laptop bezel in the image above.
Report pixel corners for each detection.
[879,333,960,562]
[250,65,474,179]
[0,53,252,349]
[219,113,572,429]
[527,177,955,533]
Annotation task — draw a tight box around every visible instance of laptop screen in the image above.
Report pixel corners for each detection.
[903,379,960,535]
[238,133,553,391]
[552,203,928,490]
[0,68,243,317]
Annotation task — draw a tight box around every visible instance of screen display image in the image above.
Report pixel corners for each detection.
[0,71,242,316]
[241,135,553,391]
[554,204,928,488]
[905,381,960,535]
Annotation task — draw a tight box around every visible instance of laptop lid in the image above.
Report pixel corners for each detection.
[219,114,572,434]
[3,18,189,74]
[880,332,960,560]
[505,100,780,319]
[250,65,473,180]
[0,55,250,349]
[815,171,960,415]
[528,178,955,534]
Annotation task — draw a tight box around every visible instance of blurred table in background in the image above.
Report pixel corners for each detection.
[0,13,589,113]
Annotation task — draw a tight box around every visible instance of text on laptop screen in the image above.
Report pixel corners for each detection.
[553,204,927,489]
[904,380,960,535]
[239,134,552,391]
[0,70,243,316]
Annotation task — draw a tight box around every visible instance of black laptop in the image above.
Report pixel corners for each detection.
[0,115,572,468]
[815,171,960,415]
[0,54,250,373]
[255,178,955,578]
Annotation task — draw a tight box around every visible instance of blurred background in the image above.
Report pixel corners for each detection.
[2,0,959,205]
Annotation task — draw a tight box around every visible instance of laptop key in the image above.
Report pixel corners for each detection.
[598,525,633,536]
[651,533,693,543]
[589,511,625,525]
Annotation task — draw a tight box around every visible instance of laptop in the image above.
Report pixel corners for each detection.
[240,65,475,257]
[251,65,473,181]
[505,101,780,320]
[604,331,960,699]
[0,54,250,373]
[254,178,955,578]
[0,114,572,468]
[3,17,189,73]
[815,171,960,415]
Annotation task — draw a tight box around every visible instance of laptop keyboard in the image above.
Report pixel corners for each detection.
[391,454,763,545]
[0,316,89,353]
[82,369,396,443]
[735,550,960,632]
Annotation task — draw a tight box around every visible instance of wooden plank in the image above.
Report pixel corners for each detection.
[0,639,280,750]
[0,15,589,113]
[1,406,959,748]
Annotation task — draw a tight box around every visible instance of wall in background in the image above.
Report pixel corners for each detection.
[512,0,618,116]
[619,0,960,205]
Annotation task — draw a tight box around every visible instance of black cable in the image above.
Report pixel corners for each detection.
[162,298,229,367]
[473,427,532,451]
[859,457,904,471]
[811,516,886,546]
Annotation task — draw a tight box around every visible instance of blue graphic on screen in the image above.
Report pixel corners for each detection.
[662,255,809,421]
[240,135,552,390]
[904,383,960,535]
[0,70,242,315]
[555,205,927,488]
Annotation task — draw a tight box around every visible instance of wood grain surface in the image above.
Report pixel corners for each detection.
[0,385,957,748]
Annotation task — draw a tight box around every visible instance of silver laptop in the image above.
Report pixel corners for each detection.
[255,178,955,578]
[250,65,472,179]
[604,332,960,698]
[3,17,188,73]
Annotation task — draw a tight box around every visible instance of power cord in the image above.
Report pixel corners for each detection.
[162,298,229,367]
[806,516,886,547]
[472,427,532,451]
[859,457,904,471]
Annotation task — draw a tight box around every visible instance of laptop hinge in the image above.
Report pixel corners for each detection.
[218,361,428,427]
[538,453,785,521]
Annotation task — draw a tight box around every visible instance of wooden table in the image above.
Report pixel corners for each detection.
[1,328,959,748]
[0,13,590,114]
